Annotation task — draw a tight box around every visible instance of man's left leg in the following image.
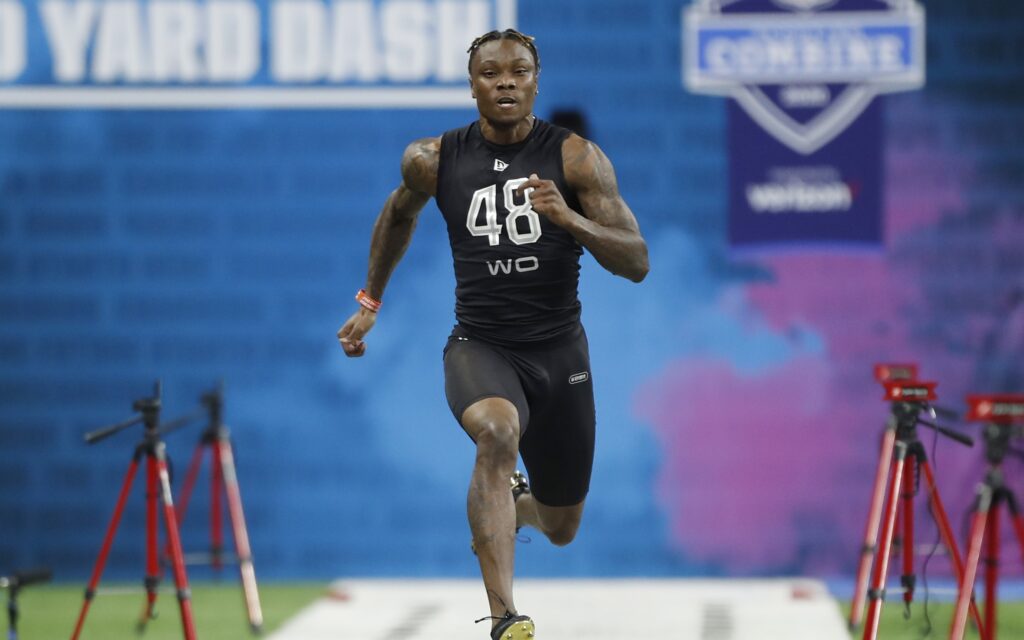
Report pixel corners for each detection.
[513,325,595,548]
[515,496,585,547]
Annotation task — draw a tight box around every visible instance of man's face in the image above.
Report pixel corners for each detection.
[469,39,538,126]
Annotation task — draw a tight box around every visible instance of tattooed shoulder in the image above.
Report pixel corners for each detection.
[562,134,618,197]
[401,137,441,196]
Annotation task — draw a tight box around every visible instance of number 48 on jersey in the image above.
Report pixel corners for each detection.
[466,178,543,246]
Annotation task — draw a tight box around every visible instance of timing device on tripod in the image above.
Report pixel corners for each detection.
[949,394,1024,640]
[70,382,198,640]
[849,366,983,640]
[849,363,918,629]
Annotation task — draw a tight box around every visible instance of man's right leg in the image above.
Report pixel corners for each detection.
[460,397,523,625]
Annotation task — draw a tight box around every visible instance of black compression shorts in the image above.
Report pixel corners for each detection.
[442,324,596,507]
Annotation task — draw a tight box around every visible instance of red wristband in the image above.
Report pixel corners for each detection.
[356,289,382,313]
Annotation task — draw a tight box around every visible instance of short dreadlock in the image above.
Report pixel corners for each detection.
[467,29,541,74]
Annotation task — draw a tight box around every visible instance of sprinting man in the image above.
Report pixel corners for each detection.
[337,29,648,639]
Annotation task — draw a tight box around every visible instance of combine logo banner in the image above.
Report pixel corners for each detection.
[682,0,925,247]
[0,0,516,108]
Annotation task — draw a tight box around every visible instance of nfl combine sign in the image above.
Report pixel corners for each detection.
[683,0,925,247]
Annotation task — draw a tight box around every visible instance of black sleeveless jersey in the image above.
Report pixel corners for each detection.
[436,119,583,346]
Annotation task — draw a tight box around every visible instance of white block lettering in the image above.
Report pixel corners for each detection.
[272,0,327,82]
[381,0,430,81]
[0,1,26,81]
[93,0,148,82]
[436,0,488,81]
[206,0,260,82]
[328,0,380,81]
[149,0,202,82]
[41,0,98,82]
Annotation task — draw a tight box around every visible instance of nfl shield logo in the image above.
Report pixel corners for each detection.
[684,0,925,154]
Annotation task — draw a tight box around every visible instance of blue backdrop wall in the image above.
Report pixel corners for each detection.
[0,0,1022,582]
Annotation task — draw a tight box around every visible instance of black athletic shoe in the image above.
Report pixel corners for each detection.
[471,470,532,556]
[489,613,535,640]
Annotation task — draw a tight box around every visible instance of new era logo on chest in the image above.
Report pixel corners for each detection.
[493,159,508,172]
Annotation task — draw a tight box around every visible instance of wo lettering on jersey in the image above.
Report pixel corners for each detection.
[486,256,539,275]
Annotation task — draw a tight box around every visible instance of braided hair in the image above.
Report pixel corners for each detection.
[466,29,540,74]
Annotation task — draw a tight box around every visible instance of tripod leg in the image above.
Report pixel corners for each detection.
[1007,492,1024,570]
[138,455,162,632]
[863,441,907,640]
[951,483,993,640]
[218,438,264,633]
[920,461,985,635]
[164,443,205,571]
[850,426,896,630]
[984,501,1000,640]
[71,460,141,640]
[155,443,198,640]
[901,454,916,611]
[9,587,19,640]
[211,442,225,572]
[175,443,206,525]
[1006,492,1024,640]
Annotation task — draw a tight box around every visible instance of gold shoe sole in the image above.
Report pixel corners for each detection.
[495,619,535,639]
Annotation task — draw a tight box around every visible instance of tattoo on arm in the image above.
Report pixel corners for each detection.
[401,137,440,199]
[364,137,439,297]
[564,137,638,231]
[562,135,649,282]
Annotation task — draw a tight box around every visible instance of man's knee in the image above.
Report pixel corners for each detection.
[546,524,578,547]
[537,504,584,547]
[474,419,518,454]
[465,417,519,467]
[462,398,520,464]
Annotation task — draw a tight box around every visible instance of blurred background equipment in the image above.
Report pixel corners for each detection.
[70,382,197,640]
[950,395,1024,640]
[169,384,263,635]
[854,377,979,639]
[0,567,52,640]
[849,363,919,629]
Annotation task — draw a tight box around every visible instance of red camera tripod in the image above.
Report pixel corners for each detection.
[70,382,197,640]
[849,364,919,629]
[171,385,263,633]
[950,394,1024,640]
[850,375,983,640]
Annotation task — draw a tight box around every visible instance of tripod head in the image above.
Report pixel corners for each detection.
[883,380,974,447]
[965,394,1024,465]
[966,394,1024,425]
[84,381,163,445]
[154,382,226,441]
[84,381,224,444]
[0,568,51,593]
[200,381,224,428]
[2,567,52,639]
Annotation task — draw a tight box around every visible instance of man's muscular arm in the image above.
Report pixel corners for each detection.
[337,137,439,357]
[363,138,438,298]
[518,134,648,282]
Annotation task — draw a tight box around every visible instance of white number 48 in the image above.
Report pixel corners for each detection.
[466,178,542,246]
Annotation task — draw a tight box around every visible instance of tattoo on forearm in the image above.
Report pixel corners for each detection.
[363,139,439,297]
